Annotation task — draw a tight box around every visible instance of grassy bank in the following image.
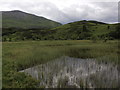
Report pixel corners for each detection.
[2,40,119,88]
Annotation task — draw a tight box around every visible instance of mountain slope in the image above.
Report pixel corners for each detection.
[2,20,118,41]
[2,10,62,29]
[47,20,118,40]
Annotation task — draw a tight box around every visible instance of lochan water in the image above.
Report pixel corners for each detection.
[20,56,119,88]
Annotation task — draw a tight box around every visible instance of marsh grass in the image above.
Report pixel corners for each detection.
[3,40,119,70]
[2,40,119,88]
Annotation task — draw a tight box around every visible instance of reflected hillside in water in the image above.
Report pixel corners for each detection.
[21,56,119,88]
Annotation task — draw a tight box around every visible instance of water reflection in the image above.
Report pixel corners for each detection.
[20,56,119,88]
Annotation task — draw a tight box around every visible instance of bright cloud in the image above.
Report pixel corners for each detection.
[0,0,119,24]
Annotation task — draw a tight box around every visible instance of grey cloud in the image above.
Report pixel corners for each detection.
[61,2,118,23]
[0,0,118,24]
[25,1,74,24]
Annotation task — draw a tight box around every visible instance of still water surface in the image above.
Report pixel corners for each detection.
[20,56,119,88]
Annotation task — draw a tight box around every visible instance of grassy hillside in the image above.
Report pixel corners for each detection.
[49,20,118,40]
[2,19,119,41]
[2,10,62,29]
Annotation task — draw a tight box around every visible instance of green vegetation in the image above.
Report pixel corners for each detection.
[2,10,61,29]
[3,40,119,88]
[2,20,119,41]
[2,11,119,88]
[49,20,118,40]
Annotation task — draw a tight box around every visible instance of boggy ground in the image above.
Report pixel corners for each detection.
[2,40,119,88]
[21,56,119,88]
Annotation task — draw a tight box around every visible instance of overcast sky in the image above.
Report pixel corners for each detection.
[0,0,119,24]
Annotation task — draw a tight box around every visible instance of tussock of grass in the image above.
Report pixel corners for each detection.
[3,40,119,70]
[2,40,119,88]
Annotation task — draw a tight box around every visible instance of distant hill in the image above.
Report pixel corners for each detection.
[47,20,118,40]
[2,19,119,41]
[2,10,62,29]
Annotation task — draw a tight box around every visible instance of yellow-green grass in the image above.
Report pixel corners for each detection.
[2,40,119,88]
[3,40,119,70]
